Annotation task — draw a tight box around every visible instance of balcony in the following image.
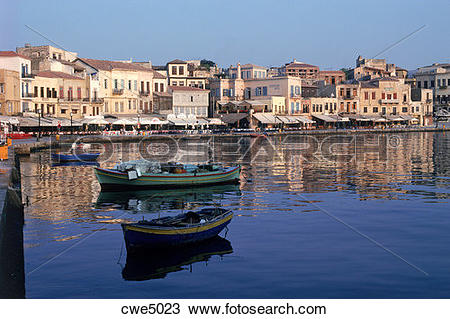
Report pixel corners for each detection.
[342,96,355,100]
[21,73,33,79]
[139,90,150,97]
[82,98,90,102]
[439,86,447,90]
[113,89,123,95]
[379,98,399,104]
[91,98,104,104]
[22,92,34,98]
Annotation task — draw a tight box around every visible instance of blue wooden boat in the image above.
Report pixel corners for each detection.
[51,152,100,162]
[121,207,233,251]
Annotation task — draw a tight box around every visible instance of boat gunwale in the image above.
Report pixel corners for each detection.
[122,211,233,235]
[95,165,240,178]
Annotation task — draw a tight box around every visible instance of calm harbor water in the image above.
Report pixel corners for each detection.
[20,132,450,298]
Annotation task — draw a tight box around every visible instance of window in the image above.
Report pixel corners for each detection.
[115,102,119,112]
[363,107,368,113]
[431,80,435,88]
[438,79,441,87]
[353,102,356,110]
[393,93,397,99]
[172,66,177,75]
[373,107,378,113]
[387,94,391,100]
[443,79,447,87]
[372,92,376,99]
[403,94,407,102]
[114,79,118,89]
[104,79,108,89]
[352,88,357,96]
[133,100,136,109]
[290,102,295,113]
[77,87,81,100]
[83,105,87,114]
[121,79,124,89]
[128,80,132,90]
[120,102,124,112]
[172,81,177,86]
[154,82,158,92]
[382,92,386,99]
[134,80,137,91]
[364,92,369,100]
[424,81,428,88]
[105,102,109,112]
[40,87,44,97]
[402,107,407,113]
[262,87,267,96]
[160,83,164,92]
[179,66,184,75]
[190,96,194,102]
[418,81,421,88]
[290,85,294,97]
[325,103,328,110]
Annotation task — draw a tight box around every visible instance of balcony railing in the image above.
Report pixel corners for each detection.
[91,98,104,104]
[82,98,90,102]
[342,96,355,100]
[113,89,123,95]
[23,92,34,98]
[379,98,399,104]
[21,73,33,79]
[139,90,150,97]
[59,97,82,102]
[439,86,447,90]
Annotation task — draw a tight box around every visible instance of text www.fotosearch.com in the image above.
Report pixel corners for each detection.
[120,302,326,316]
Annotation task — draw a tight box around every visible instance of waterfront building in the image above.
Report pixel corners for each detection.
[348,56,397,80]
[17,44,78,74]
[170,86,209,117]
[228,63,267,79]
[74,58,154,115]
[30,70,90,118]
[318,71,345,85]
[414,63,450,112]
[210,64,303,116]
[165,59,207,88]
[0,51,33,112]
[0,69,21,115]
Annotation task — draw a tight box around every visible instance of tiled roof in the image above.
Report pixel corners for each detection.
[286,63,318,68]
[167,59,187,64]
[0,51,31,60]
[169,86,209,92]
[152,71,166,79]
[80,58,152,72]
[319,70,345,75]
[35,71,83,80]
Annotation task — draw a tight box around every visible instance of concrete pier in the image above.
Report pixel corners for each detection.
[0,150,25,298]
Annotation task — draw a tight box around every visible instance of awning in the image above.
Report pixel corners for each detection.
[0,116,19,125]
[208,118,226,125]
[169,118,188,126]
[400,115,418,122]
[220,113,249,124]
[346,114,371,121]
[386,115,405,121]
[252,113,282,124]
[113,118,136,125]
[87,118,109,125]
[312,114,338,123]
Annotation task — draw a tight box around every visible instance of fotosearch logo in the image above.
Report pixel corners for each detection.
[49,134,403,165]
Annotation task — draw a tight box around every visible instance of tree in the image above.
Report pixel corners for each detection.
[200,59,216,70]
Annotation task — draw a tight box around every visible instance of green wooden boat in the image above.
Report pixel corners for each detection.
[94,161,241,191]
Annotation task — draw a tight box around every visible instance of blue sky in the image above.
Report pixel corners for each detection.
[3,0,450,70]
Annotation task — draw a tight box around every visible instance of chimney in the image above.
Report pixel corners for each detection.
[237,62,241,79]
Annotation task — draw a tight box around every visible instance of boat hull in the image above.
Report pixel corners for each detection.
[94,166,241,190]
[122,212,233,251]
[52,153,100,162]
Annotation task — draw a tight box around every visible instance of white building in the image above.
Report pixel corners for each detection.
[169,86,209,117]
[0,51,33,112]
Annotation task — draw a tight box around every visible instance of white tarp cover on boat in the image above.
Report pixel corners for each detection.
[208,118,226,125]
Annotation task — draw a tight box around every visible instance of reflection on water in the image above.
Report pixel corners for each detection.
[122,236,233,281]
[21,132,450,298]
[96,184,241,213]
